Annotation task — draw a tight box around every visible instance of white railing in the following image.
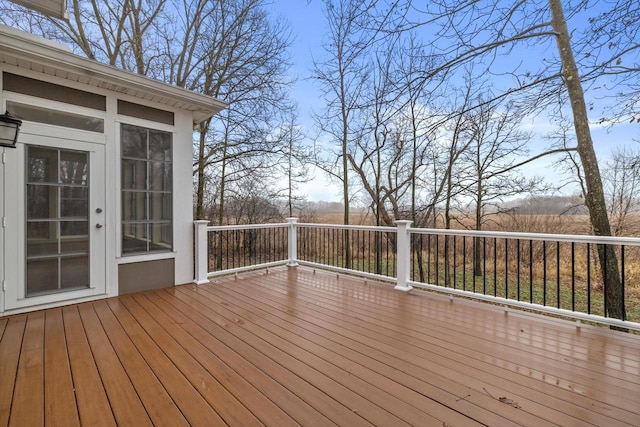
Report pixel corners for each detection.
[194,219,640,331]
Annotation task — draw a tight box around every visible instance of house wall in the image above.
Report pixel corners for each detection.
[0,65,197,315]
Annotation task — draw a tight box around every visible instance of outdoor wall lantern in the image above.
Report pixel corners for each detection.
[0,110,22,148]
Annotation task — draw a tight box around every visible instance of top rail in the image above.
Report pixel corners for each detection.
[409,227,640,246]
[206,222,289,232]
[297,223,397,233]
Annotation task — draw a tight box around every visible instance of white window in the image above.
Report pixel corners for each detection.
[121,124,173,254]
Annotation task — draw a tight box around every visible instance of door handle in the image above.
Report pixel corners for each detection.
[96,223,103,229]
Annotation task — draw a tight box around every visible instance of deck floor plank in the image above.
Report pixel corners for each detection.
[296,272,640,370]
[116,295,265,427]
[62,306,117,427]
[0,316,26,427]
[43,309,80,427]
[1,266,639,426]
[8,312,44,427]
[120,296,278,426]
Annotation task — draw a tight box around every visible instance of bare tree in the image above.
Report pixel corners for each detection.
[275,111,312,218]
[179,0,294,221]
[603,145,640,236]
[313,0,378,267]
[1,0,168,75]
[458,99,538,276]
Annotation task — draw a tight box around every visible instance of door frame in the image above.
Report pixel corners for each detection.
[3,125,106,312]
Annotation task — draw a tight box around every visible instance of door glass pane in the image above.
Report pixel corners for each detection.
[61,220,88,236]
[60,151,88,185]
[26,146,90,296]
[61,256,89,289]
[61,187,88,218]
[61,236,88,254]
[27,185,57,219]
[27,147,58,183]
[26,258,58,295]
[27,222,58,257]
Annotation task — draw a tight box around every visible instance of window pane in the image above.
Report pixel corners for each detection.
[61,187,88,218]
[149,130,172,161]
[61,236,88,254]
[27,220,56,240]
[61,221,88,236]
[121,124,147,159]
[60,151,88,185]
[122,159,147,190]
[150,193,172,221]
[122,191,147,221]
[7,101,104,133]
[27,258,59,295]
[27,147,58,183]
[122,223,148,254]
[150,223,172,251]
[149,162,172,191]
[61,256,89,288]
[27,185,57,219]
[27,222,58,257]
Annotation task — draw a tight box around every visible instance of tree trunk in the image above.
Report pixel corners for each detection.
[216,137,229,270]
[196,129,206,219]
[473,173,483,277]
[549,0,624,321]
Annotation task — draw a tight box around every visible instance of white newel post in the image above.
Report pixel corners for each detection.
[194,220,210,284]
[394,220,413,292]
[287,217,299,267]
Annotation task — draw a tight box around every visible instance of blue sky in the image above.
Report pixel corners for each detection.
[271,0,341,201]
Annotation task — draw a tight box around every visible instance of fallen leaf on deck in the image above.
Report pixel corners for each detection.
[498,396,522,409]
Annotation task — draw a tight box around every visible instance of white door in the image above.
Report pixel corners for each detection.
[3,133,105,311]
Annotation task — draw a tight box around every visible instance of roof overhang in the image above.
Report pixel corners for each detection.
[10,0,69,21]
[0,25,226,124]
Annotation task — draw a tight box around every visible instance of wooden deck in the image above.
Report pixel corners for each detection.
[1,267,639,426]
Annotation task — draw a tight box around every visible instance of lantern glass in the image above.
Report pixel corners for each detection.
[0,111,22,148]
